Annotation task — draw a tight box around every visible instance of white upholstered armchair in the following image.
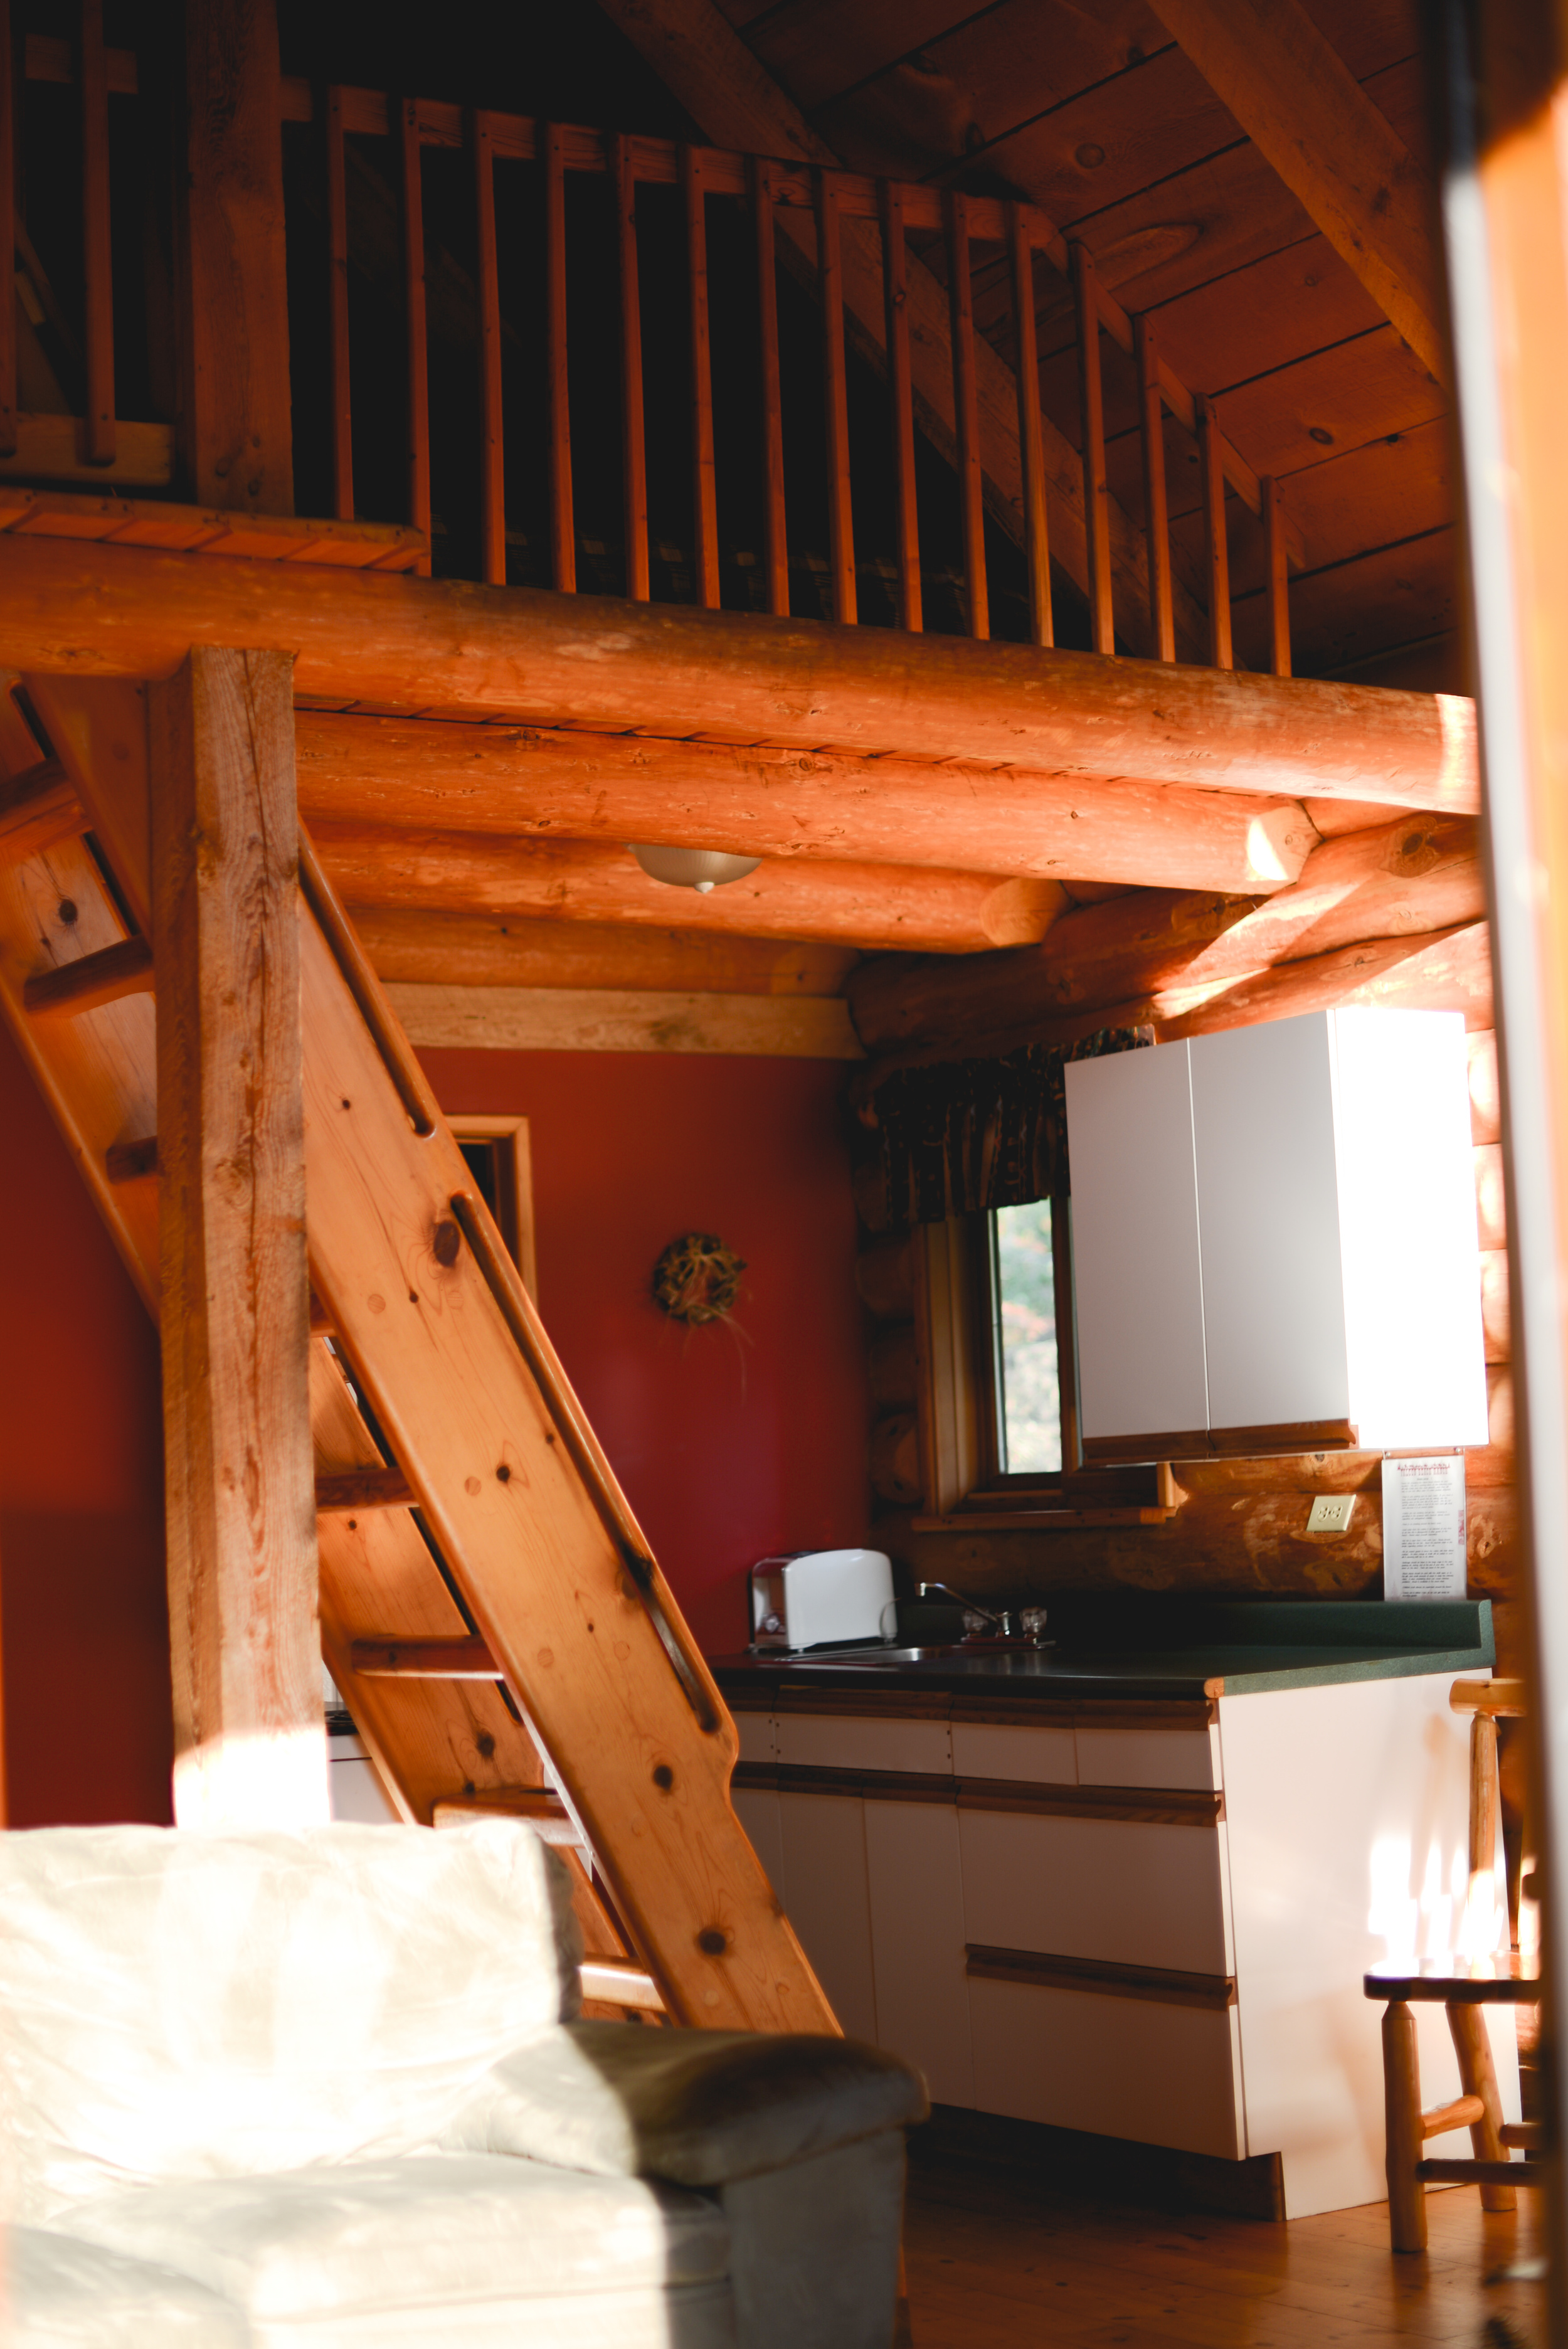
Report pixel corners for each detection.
[0,1820,926,2347]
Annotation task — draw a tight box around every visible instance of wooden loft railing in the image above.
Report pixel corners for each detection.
[0,24,1295,671]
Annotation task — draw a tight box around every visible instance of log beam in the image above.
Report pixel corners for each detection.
[151,646,326,1827]
[0,537,1480,808]
[296,713,1320,895]
[319,822,1066,953]
[1149,0,1446,386]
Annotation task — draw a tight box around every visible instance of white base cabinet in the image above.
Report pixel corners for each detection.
[731,1671,1518,2220]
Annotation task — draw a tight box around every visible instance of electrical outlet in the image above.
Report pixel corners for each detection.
[1306,1494,1355,1535]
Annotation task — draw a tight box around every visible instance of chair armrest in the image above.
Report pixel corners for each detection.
[440,2019,928,2188]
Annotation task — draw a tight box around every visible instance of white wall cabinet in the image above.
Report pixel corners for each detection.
[1064,1008,1489,1458]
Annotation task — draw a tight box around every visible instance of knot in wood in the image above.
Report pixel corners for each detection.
[433,1219,462,1268]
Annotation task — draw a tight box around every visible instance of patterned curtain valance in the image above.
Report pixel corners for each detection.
[856,1028,1152,1228]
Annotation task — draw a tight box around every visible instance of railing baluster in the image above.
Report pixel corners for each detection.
[472,110,504,585]
[326,87,353,523]
[815,167,856,625]
[400,98,430,574]
[881,179,921,633]
[748,155,788,618]
[0,0,15,459]
[1007,203,1049,648]
[544,120,574,593]
[614,134,649,602]
[946,191,987,641]
[682,144,719,611]
[1135,314,1174,662]
[1199,393,1232,670]
[1263,475,1291,677]
[1073,241,1113,655]
[79,0,112,465]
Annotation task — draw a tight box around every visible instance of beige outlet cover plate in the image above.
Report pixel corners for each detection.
[1306,1493,1356,1534]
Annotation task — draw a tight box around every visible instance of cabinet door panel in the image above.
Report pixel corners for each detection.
[864,1801,974,2107]
[1064,1042,1209,1443]
[1075,1726,1219,1792]
[951,1722,1076,1784]
[731,1784,785,1904]
[776,1793,878,2044]
[969,1978,1241,2158]
[1190,1017,1349,1431]
[733,1712,775,1765]
[960,1811,1229,1975]
[776,1714,951,1773]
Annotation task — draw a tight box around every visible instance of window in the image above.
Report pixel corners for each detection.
[448,1115,538,1302]
[911,1199,1078,1517]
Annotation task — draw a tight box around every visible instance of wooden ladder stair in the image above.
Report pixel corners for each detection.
[0,671,835,2039]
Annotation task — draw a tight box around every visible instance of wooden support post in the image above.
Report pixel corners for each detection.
[78,0,114,466]
[947,191,987,641]
[1073,242,1113,654]
[400,99,430,573]
[473,111,505,588]
[149,647,326,1828]
[178,0,292,511]
[1007,205,1049,649]
[749,156,787,618]
[0,0,14,459]
[1382,1999,1428,2251]
[544,122,574,593]
[325,88,353,524]
[1199,394,1233,670]
[1448,2001,1517,2212]
[682,144,720,611]
[1264,475,1291,676]
[816,168,856,625]
[615,134,649,603]
[881,180,921,634]
[1136,315,1174,662]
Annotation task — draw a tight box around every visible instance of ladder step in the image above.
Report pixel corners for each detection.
[432,1787,577,1843]
[105,1135,159,1184]
[350,1635,499,1678]
[581,1958,665,2013]
[0,758,86,864]
[24,934,154,1017]
[315,1464,415,1515]
[309,1290,335,1334]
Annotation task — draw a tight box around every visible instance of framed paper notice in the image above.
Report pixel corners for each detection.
[1382,1455,1468,1600]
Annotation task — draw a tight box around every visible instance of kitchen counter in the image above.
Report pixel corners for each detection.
[709,1598,1493,1704]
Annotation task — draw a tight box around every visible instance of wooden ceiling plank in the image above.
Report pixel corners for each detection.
[1246,527,1458,677]
[386,982,865,1058]
[738,0,995,113]
[0,536,1477,811]
[1145,0,1446,383]
[1187,322,1443,484]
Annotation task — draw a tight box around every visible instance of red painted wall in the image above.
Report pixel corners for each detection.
[0,1019,172,1826]
[420,1049,872,1655]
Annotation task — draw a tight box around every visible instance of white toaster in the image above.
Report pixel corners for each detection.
[750,1549,894,1652]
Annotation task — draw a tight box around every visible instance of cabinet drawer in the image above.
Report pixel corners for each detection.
[776,1714,952,1774]
[951,1722,1076,1784]
[968,1977,1241,2159]
[1074,1725,1219,1792]
[734,1712,776,1765]
[959,1810,1231,1976]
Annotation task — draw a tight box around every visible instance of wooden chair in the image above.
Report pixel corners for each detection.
[1365,1676,1539,2252]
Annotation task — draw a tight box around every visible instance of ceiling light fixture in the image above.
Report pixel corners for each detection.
[628,844,762,894]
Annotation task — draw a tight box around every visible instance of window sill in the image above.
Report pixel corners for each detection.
[910,1503,1184,1533]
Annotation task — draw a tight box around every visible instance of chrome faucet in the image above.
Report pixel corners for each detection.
[918,1581,1017,1640]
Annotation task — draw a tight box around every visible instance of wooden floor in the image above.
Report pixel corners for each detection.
[904,2128,1547,2347]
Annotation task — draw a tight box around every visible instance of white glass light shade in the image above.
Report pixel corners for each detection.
[628,843,762,894]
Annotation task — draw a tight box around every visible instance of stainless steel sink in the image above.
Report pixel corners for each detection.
[803,1641,1052,1667]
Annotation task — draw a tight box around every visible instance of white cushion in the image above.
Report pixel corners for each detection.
[2,2225,251,2346]
[64,2154,729,2319]
[0,1823,581,2219]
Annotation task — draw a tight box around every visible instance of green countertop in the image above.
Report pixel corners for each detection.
[709,1599,1495,1702]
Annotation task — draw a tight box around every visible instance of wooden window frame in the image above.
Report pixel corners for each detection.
[912,1199,1079,1519]
[448,1114,538,1303]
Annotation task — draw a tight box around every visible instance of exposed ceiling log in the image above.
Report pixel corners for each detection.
[595,0,1208,657]
[316,822,1070,953]
[1148,0,1447,385]
[384,982,864,1059]
[296,713,1319,896]
[849,815,1483,1052]
[356,908,857,994]
[0,537,1480,807]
